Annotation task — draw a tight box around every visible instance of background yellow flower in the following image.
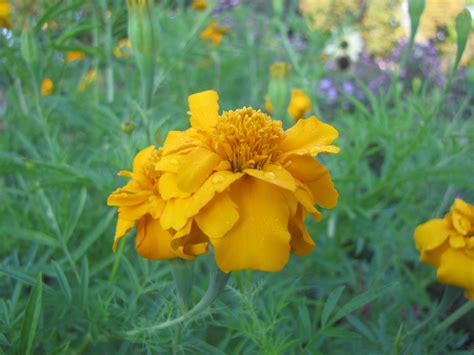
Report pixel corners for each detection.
[414,198,474,300]
[41,78,53,96]
[200,20,229,46]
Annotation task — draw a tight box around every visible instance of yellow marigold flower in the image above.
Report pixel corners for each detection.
[192,0,207,10]
[200,20,229,46]
[114,38,132,59]
[41,79,53,96]
[266,88,312,120]
[66,50,85,63]
[0,0,11,28]
[157,90,339,272]
[107,146,208,259]
[414,198,474,300]
[77,69,97,92]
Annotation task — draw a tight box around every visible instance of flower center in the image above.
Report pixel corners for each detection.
[211,108,284,172]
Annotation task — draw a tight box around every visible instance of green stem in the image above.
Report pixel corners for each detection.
[123,259,230,336]
[434,300,474,333]
[170,259,194,312]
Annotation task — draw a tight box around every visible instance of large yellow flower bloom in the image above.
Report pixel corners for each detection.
[157,90,339,272]
[107,146,207,260]
[414,198,474,300]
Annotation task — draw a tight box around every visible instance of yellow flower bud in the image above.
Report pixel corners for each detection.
[41,79,54,96]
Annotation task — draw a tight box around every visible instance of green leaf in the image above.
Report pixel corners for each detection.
[71,209,115,262]
[321,286,345,327]
[319,327,361,339]
[80,258,89,308]
[454,9,473,71]
[18,273,43,355]
[0,227,61,248]
[331,282,399,325]
[64,187,88,242]
[52,261,72,302]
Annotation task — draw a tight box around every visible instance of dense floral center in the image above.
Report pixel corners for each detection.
[211,108,284,172]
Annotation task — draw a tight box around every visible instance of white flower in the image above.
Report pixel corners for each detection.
[324,27,364,70]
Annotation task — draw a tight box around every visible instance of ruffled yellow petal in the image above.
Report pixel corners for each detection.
[286,155,338,208]
[449,234,466,249]
[176,147,223,193]
[414,219,451,251]
[133,145,155,174]
[107,190,151,206]
[188,90,219,129]
[170,220,209,256]
[135,215,176,260]
[289,205,315,256]
[159,172,190,200]
[278,116,340,159]
[112,218,134,251]
[195,192,239,239]
[244,164,296,191]
[437,248,474,294]
[118,204,151,222]
[210,176,291,272]
[160,171,243,230]
[419,243,448,267]
[162,129,204,155]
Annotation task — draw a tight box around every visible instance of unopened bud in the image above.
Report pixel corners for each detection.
[121,121,135,134]
[127,0,156,56]
[21,25,39,64]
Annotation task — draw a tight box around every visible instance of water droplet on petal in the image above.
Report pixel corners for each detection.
[212,175,225,184]
[264,172,275,179]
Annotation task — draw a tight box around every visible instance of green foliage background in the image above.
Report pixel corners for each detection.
[0,0,473,354]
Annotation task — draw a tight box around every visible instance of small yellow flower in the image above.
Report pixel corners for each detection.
[266,88,312,120]
[192,0,207,10]
[107,146,207,259]
[66,50,85,63]
[299,0,360,31]
[77,69,97,92]
[199,20,229,46]
[41,79,54,96]
[0,0,11,28]
[157,90,339,272]
[113,38,132,59]
[288,89,312,120]
[414,198,474,300]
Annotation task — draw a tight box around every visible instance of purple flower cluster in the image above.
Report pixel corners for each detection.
[316,40,445,110]
[213,0,241,14]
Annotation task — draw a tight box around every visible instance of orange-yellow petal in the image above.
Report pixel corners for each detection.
[188,90,219,129]
[112,218,134,251]
[195,191,239,239]
[285,155,338,208]
[135,215,176,260]
[279,116,340,159]
[133,145,155,174]
[414,219,451,251]
[244,164,296,191]
[210,176,292,272]
[419,243,448,268]
[170,220,209,259]
[107,190,151,206]
[437,248,474,294]
[159,172,190,200]
[176,147,223,193]
[289,205,316,256]
[160,171,243,230]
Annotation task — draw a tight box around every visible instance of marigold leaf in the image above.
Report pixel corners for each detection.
[18,273,43,355]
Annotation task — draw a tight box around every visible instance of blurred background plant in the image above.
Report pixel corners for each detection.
[0,0,473,353]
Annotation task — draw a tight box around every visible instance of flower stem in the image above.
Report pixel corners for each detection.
[434,300,474,333]
[123,259,230,336]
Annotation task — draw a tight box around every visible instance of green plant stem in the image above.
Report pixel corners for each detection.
[434,300,474,333]
[123,260,230,336]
